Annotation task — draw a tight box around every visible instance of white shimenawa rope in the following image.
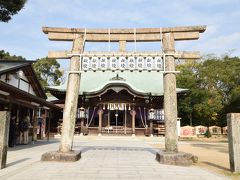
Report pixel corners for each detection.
[139,107,146,128]
[134,28,137,52]
[108,28,111,52]
[87,107,96,127]
[86,107,90,126]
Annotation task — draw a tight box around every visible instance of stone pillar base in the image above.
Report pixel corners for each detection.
[156,151,197,166]
[132,134,135,137]
[98,133,102,136]
[41,150,81,162]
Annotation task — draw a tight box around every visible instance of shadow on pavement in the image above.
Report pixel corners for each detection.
[8,140,59,151]
[7,158,31,167]
[190,143,228,153]
[202,161,230,172]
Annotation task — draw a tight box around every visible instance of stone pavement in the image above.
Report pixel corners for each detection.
[0,136,229,180]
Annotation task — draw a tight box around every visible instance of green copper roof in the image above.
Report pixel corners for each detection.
[47,71,186,96]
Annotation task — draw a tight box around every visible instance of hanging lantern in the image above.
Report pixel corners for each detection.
[145,56,153,71]
[82,57,90,71]
[149,108,155,120]
[154,56,163,71]
[136,56,144,71]
[91,56,99,71]
[119,56,126,70]
[79,107,85,118]
[128,105,131,111]
[128,57,135,71]
[100,56,108,71]
[103,104,105,110]
[110,57,118,71]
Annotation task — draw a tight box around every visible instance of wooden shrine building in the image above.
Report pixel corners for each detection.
[48,71,186,135]
[0,60,61,145]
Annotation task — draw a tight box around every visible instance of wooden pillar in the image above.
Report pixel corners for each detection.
[40,109,47,139]
[124,108,127,134]
[107,109,110,127]
[150,119,153,135]
[119,40,126,52]
[80,118,84,135]
[0,111,10,169]
[131,107,136,135]
[16,107,19,126]
[33,108,38,141]
[98,106,103,135]
[59,35,84,153]
[162,33,178,152]
[47,110,51,142]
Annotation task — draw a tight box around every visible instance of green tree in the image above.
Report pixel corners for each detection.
[33,57,63,88]
[177,61,199,126]
[177,55,240,127]
[0,50,26,60]
[0,0,27,22]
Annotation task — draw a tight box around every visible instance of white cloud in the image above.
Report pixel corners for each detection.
[197,32,240,54]
[176,32,240,56]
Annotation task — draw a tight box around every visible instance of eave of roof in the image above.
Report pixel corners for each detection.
[0,80,61,110]
[0,60,32,75]
[0,60,47,99]
[47,71,188,97]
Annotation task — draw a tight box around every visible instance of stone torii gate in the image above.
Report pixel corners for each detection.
[41,26,206,164]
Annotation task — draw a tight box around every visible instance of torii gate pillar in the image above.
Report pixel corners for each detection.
[42,35,84,162]
[156,32,198,166]
[162,33,178,152]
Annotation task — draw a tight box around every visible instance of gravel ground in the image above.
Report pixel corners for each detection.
[151,139,240,180]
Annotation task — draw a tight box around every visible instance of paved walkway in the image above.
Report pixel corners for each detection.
[0,136,229,180]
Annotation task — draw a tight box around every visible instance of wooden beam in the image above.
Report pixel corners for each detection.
[47,51,200,59]
[47,32,200,42]
[43,26,206,34]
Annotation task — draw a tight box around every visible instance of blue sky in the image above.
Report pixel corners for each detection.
[0,0,239,70]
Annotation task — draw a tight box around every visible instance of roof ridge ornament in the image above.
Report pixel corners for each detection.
[110,74,126,81]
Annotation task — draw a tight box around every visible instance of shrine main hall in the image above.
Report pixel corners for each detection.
[48,70,186,136]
